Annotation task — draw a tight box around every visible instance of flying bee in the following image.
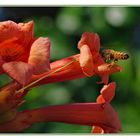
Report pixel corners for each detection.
[101,49,129,64]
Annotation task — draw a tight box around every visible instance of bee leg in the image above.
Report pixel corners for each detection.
[108,59,118,68]
[104,55,111,63]
[114,59,118,64]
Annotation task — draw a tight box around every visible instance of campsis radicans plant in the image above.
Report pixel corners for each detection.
[0,20,123,133]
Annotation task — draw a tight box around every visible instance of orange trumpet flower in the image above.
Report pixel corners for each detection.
[0,21,51,85]
[0,20,123,133]
[92,82,118,133]
[0,102,121,133]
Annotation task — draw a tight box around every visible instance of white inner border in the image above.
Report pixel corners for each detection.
[0,1,140,139]
[0,0,140,5]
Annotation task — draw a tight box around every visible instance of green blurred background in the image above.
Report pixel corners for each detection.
[0,7,140,133]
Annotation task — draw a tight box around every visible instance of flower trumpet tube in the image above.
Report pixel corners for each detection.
[16,55,122,93]
[27,55,84,88]
[0,102,121,133]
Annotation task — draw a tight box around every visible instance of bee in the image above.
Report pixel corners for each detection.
[101,49,129,64]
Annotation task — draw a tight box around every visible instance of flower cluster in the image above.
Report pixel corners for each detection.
[0,20,122,133]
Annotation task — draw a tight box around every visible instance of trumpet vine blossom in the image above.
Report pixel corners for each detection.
[0,20,51,85]
[0,20,123,133]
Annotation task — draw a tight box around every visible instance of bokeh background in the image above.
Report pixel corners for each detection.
[0,7,139,133]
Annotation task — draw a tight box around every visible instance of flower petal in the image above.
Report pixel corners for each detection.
[78,32,100,53]
[2,61,33,85]
[95,63,122,84]
[101,82,116,102]
[91,126,104,134]
[96,63,122,75]
[96,82,116,103]
[96,95,106,104]
[0,20,33,47]
[28,37,51,74]
[0,56,4,74]
[79,45,94,76]
[18,21,34,47]
[0,37,25,62]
